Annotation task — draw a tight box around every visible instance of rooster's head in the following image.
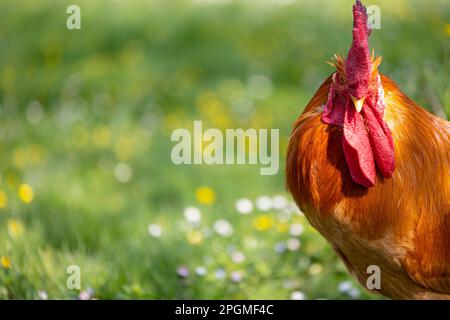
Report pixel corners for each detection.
[322,0,395,188]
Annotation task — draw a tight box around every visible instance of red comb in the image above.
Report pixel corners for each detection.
[345,0,372,99]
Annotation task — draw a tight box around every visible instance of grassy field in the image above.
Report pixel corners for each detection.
[0,0,448,299]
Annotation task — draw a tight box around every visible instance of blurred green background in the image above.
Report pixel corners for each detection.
[0,0,448,299]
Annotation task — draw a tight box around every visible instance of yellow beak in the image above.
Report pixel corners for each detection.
[351,96,365,113]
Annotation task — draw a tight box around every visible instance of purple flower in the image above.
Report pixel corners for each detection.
[230,271,243,283]
[215,268,226,279]
[79,288,94,300]
[274,242,286,253]
[177,266,190,278]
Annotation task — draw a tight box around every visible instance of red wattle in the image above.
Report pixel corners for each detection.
[363,103,395,178]
[342,106,376,187]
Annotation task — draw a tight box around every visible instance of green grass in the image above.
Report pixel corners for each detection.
[0,0,448,299]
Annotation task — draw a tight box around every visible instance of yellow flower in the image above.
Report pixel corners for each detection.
[92,126,111,147]
[445,23,450,37]
[131,283,143,296]
[1,66,16,92]
[253,215,274,231]
[29,145,44,165]
[232,293,246,300]
[195,91,217,113]
[0,190,8,208]
[195,187,216,205]
[1,256,11,269]
[114,136,135,161]
[276,222,289,233]
[19,184,34,203]
[8,219,24,238]
[187,231,203,245]
[309,263,323,276]
[72,126,89,148]
[13,147,27,168]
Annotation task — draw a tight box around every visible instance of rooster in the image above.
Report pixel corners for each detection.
[286,0,450,299]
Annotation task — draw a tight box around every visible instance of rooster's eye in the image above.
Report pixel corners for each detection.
[338,75,345,85]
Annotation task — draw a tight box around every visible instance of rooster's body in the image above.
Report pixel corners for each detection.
[286,1,450,300]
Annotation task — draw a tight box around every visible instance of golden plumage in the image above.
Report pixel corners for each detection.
[286,74,450,299]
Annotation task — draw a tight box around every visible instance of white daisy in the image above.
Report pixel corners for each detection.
[148,224,162,238]
[195,266,207,277]
[290,223,304,237]
[287,238,301,251]
[255,196,272,211]
[213,219,233,237]
[338,281,353,293]
[235,198,253,214]
[272,195,288,210]
[349,287,361,298]
[291,291,306,300]
[114,162,132,183]
[231,251,245,263]
[183,206,202,226]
